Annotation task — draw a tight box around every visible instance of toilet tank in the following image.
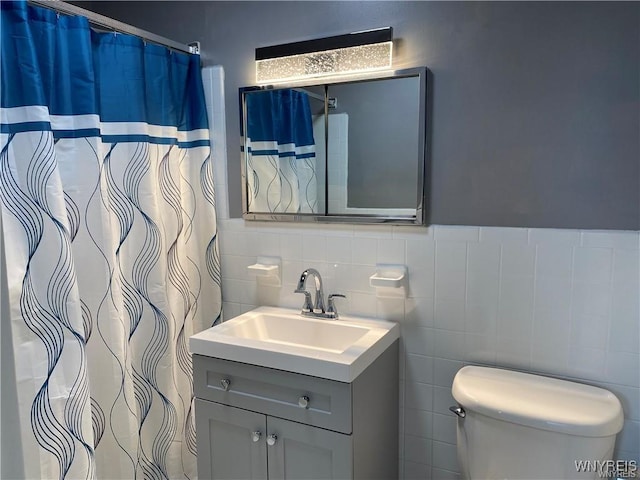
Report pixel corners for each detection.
[451,366,624,480]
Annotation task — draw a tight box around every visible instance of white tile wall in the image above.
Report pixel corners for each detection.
[204,68,640,480]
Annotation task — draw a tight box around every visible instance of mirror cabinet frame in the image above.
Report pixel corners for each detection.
[239,67,428,225]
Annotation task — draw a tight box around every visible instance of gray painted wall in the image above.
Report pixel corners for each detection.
[77,1,639,230]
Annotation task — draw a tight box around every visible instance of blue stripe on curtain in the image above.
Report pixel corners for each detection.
[0,124,210,148]
[1,1,95,113]
[246,89,315,151]
[246,148,316,159]
[1,0,208,135]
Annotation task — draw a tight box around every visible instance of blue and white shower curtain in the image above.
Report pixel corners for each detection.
[0,2,221,478]
[245,89,317,213]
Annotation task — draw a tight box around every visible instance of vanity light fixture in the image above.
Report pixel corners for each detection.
[255,27,393,84]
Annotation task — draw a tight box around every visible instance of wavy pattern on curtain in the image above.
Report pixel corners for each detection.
[0,2,222,479]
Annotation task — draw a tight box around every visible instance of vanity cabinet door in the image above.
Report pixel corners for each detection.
[195,399,268,480]
[266,416,353,479]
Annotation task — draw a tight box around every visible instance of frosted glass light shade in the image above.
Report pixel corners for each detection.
[256,41,393,85]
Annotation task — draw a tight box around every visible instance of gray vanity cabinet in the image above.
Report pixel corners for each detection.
[195,401,352,479]
[195,400,268,479]
[267,416,352,479]
[193,340,398,480]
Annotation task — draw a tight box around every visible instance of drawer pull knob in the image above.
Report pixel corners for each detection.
[267,434,277,446]
[220,378,231,391]
[298,395,310,409]
[251,431,262,443]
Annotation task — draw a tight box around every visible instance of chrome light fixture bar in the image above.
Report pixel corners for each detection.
[255,27,393,85]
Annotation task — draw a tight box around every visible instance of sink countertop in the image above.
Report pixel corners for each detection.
[189,306,400,383]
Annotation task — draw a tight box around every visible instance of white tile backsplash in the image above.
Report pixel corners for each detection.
[464,332,497,364]
[532,307,572,343]
[435,268,466,301]
[405,296,435,328]
[467,242,500,274]
[572,281,612,318]
[302,234,327,262]
[405,408,434,438]
[405,382,434,411]
[435,242,467,272]
[434,225,479,243]
[205,68,640,479]
[534,275,572,312]
[326,236,352,264]
[406,237,435,269]
[434,293,466,332]
[431,440,459,474]
[404,459,430,480]
[479,226,529,244]
[573,247,613,283]
[351,236,378,265]
[403,326,437,357]
[406,353,435,384]
[613,249,640,285]
[280,234,303,260]
[408,266,435,299]
[433,358,464,387]
[531,337,570,375]
[378,238,407,264]
[536,244,574,277]
[582,231,639,250]
[433,330,466,361]
[570,313,610,350]
[404,435,433,465]
[606,352,640,388]
[529,228,581,246]
[465,271,499,315]
[432,412,457,445]
[501,243,536,276]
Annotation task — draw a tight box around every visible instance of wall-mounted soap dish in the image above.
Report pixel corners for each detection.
[248,256,281,286]
[370,264,407,298]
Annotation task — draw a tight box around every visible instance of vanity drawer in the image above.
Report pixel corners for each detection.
[193,355,352,434]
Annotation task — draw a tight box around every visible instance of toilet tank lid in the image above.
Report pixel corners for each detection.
[452,366,624,437]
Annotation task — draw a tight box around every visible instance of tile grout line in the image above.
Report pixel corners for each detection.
[529,238,539,369]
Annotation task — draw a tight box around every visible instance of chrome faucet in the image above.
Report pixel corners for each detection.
[295,268,326,313]
[326,294,346,319]
[294,268,346,319]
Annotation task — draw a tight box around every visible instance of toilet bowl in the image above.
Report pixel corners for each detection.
[450,366,624,480]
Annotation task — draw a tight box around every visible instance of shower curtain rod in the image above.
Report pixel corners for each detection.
[28,0,198,55]
[294,88,325,103]
[293,88,337,109]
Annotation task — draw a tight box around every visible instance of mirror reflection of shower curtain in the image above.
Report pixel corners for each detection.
[246,90,317,213]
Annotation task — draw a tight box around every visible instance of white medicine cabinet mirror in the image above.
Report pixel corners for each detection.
[239,67,428,225]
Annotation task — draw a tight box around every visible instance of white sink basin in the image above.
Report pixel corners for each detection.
[189,306,399,382]
[217,314,370,353]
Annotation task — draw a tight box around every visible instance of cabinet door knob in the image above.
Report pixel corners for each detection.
[251,431,262,443]
[220,378,231,391]
[266,434,277,446]
[298,395,310,409]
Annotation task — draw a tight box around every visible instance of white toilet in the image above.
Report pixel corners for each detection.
[451,366,624,479]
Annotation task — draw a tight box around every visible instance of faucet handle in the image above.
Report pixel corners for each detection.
[294,289,314,313]
[326,294,346,319]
